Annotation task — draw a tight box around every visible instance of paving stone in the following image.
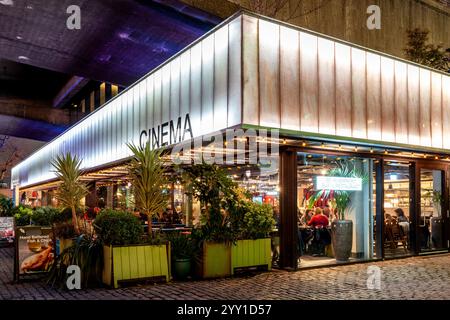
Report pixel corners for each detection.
[2,247,450,300]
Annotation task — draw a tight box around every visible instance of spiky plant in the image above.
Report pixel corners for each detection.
[127,142,168,238]
[51,153,88,235]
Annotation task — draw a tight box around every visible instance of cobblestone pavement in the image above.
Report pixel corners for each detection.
[1,246,450,300]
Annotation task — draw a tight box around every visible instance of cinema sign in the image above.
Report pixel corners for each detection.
[139,113,194,149]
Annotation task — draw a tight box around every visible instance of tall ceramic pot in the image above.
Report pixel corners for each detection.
[331,220,353,261]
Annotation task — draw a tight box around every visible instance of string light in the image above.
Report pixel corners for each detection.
[283,139,287,144]
[384,150,388,155]
[354,146,358,152]
[302,141,306,147]
[370,148,374,153]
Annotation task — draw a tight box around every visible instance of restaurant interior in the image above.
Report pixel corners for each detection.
[17,136,450,269]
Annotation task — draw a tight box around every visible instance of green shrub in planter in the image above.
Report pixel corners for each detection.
[241,202,276,240]
[166,232,196,280]
[230,202,275,274]
[0,196,14,217]
[53,207,75,224]
[95,209,170,288]
[31,207,61,226]
[94,209,143,245]
[13,205,33,226]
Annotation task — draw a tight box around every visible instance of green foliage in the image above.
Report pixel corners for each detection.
[165,232,196,260]
[13,205,33,226]
[182,163,242,243]
[31,207,61,226]
[404,28,450,73]
[52,153,88,210]
[47,233,103,289]
[241,202,275,240]
[0,196,14,217]
[93,209,144,245]
[127,142,168,236]
[429,190,443,205]
[53,207,75,224]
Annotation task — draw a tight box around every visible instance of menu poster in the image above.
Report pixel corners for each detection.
[0,217,14,245]
[15,226,55,279]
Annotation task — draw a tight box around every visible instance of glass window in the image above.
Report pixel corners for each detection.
[383,161,413,257]
[297,152,374,267]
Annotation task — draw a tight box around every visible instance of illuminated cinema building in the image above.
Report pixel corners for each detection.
[12,12,450,269]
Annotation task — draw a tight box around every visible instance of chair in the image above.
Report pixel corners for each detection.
[389,220,408,252]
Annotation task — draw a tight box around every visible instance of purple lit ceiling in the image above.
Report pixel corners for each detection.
[0,0,219,86]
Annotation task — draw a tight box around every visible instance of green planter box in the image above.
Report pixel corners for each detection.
[102,243,171,288]
[231,238,272,275]
[196,242,231,279]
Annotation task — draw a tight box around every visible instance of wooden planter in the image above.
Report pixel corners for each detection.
[231,238,272,275]
[102,243,170,288]
[195,242,231,279]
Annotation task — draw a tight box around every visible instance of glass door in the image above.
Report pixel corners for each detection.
[382,161,414,258]
[418,167,448,252]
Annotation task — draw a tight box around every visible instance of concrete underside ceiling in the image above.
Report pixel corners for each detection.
[0,0,218,87]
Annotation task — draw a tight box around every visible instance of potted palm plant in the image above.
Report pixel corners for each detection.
[96,141,171,288]
[127,142,168,237]
[314,162,367,261]
[51,152,88,235]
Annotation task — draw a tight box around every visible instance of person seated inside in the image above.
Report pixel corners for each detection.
[308,207,329,228]
[395,208,408,223]
[299,209,314,226]
[172,209,181,224]
[395,208,410,236]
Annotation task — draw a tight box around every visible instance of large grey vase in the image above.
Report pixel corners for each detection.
[331,220,353,261]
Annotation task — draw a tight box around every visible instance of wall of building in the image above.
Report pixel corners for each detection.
[240,14,450,151]
[182,0,450,61]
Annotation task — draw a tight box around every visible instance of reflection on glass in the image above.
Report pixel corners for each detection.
[296,153,374,268]
[420,169,445,251]
[383,161,413,257]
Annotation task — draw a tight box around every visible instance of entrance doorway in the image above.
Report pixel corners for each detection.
[418,167,448,253]
[382,161,414,258]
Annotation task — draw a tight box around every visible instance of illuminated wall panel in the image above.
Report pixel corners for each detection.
[280,26,300,131]
[12,17,242,188]
[258,20,280,128]
[239,14,449,152]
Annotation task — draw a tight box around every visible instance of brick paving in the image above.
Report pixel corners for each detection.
[1,246,450,300]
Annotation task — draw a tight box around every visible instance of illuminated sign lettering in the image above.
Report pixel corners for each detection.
[139,113,193,149]
[315,176,362,191]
